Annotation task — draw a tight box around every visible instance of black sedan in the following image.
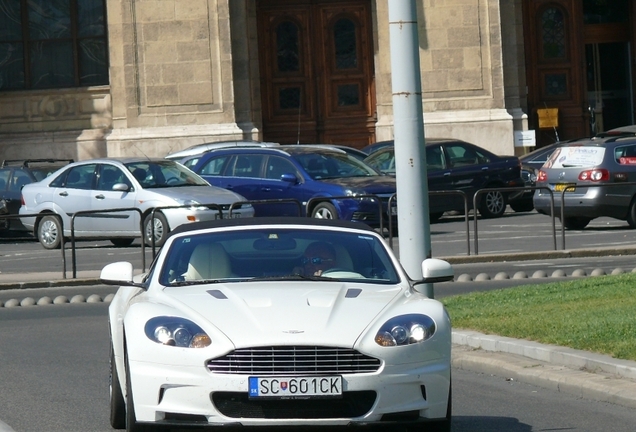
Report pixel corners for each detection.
[363,139,524,221]
[0,159,73,232]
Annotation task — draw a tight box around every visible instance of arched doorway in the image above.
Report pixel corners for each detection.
[256,0,376,148]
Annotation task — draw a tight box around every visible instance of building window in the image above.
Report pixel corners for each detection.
[540,7,566,60]
[0,0,108,91]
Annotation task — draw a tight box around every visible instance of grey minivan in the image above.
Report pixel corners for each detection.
[533,135,636,229]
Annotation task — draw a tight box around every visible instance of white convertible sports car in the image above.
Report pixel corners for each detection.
[102,217,454,432]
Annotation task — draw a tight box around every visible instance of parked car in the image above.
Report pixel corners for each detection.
[362,139,524,221]
[534,135,636,229]
[165,140,280,163]
[19,158,254,249]
[184,145,398,228]
[361,140,394,155]
[101,217,454,431]
[314,144,369,161]
[0,159,74,232]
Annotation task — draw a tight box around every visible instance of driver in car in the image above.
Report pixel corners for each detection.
[293,241,337,276]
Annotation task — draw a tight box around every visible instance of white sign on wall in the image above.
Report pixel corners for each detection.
[514,130,536,147]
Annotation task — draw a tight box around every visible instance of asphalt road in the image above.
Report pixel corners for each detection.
[2,304,636,432]
[2,211,636,281]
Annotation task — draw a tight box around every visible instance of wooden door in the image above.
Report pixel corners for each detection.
[256,0,376,148]
[523,0,587,147]
[523,0,635,147]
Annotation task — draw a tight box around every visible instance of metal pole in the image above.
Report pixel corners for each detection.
[388,0,432,295]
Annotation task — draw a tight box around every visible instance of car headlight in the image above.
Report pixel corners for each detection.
[144,317,211,348]
[375,314,436,347]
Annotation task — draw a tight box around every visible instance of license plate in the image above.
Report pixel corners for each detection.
[215,213,242,220]
[554,183,576,192]
[248,376,342,399]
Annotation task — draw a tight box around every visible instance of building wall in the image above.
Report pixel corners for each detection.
[374,0,517,155]
[0,0,521,160]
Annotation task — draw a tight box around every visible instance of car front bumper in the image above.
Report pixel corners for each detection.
[126,356,451,427]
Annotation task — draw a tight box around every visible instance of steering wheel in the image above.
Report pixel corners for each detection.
[166,177,180,185]
[321,268,365,278]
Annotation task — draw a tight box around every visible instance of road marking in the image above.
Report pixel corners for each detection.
[0,420,16,432]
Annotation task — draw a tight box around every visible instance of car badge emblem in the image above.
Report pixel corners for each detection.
[283,330,304,334]
[559,172,565,180]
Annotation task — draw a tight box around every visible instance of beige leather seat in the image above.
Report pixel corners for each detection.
[184,243,233,280]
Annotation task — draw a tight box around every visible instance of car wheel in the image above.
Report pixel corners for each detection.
[402,387,451,432]
[311,202,338,220]
[125,353,152,432]
[38,214,62,249]
[563,217,591,230]
[111,238,135,247]
[478,190,506,219]
[509,200,534,213]
[429,212,444,223]
[626,197,636,228]
[110,344,126,429]
[143,212,169,247]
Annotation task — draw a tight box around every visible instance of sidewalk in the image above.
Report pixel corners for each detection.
[2,249,636,409]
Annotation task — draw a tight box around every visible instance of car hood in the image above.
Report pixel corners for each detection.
[162,282,402,347]
[318,176,396,193]
[146,185,245,204]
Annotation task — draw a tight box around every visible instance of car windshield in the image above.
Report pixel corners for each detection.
[126,160,209,188]
[542,146,606,169]
[158,228,400,286]
[292,152,379,180]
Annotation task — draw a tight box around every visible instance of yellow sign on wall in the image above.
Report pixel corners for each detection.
[537,108,559,129]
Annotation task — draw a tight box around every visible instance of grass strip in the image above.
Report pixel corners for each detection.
[441,273,636,361]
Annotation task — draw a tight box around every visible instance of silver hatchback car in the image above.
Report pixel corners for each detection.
[533,135,636,229]
[19,158,254,249]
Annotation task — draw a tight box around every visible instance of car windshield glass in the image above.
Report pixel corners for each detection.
[542,146,605,169]
[158,228,400,286]
[126,160,209,188]
[293,152,379,179]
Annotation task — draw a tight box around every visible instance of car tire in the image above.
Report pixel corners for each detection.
[429,212,444,223]
[509,200,534,213]
[626,197,636,228]
[110,344,126,429]
[111,238,135,247]
[125,353,152,432]
[402,387,451,432]
[478,190,506,219]
[37,214,62,249]
[311,202,338,220]
[563,217,591,230]
[143,212,169,247]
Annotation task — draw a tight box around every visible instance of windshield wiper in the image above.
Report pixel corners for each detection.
[170,279,223,286]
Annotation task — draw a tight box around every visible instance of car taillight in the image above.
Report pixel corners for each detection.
[21,195,25,205]
[537,170,548,182]
[578,169,609,182]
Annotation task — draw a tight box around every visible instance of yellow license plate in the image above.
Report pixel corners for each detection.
[554,183,576,192]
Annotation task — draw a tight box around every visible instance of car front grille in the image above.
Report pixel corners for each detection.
[207,346,381,375]
[211,391,377,419]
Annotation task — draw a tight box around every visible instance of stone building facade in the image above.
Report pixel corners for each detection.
[0,0,539,161]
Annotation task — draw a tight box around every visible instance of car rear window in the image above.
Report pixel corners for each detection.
[542,146,605,169]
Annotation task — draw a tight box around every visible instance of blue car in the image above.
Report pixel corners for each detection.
[183,145,397,227]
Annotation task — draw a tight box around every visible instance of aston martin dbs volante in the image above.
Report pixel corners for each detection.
[102,217,454,432]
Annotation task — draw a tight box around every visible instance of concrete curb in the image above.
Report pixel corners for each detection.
[452,330,636,408]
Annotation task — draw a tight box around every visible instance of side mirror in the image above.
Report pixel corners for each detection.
[281,173,298,183]
[419,258,454,284]
[112,183,130,192]
[100,261,137,286]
